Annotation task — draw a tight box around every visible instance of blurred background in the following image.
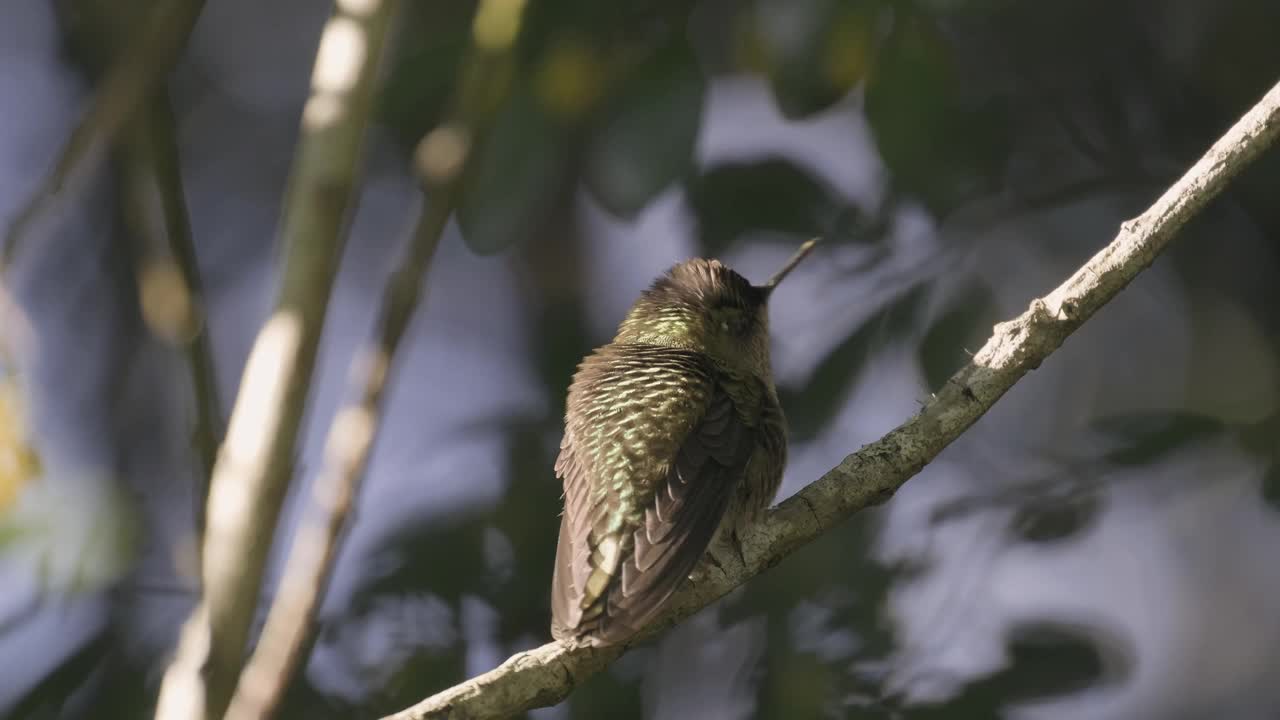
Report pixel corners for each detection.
[2,0,1280,718]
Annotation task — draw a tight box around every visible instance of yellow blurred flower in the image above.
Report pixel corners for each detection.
[824,9,874,91]
[0,379,40,513]
[536,38,605,119]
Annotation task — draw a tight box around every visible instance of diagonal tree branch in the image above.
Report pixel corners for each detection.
[153,1,402,719]
[383,77,1280,720]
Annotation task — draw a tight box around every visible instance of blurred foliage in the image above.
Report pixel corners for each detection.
[918,284,997,392]
[687,159,843,256]
[53,0,151,71]
[4,634,111,720]
[744,0,878,119]
[0,379,40,516]
[893,622,1124,720]
[582,39,705,217]
[1007,490,1101,545]
[862,8,1009,215]
[1264,463,1280,512]
[384,0,704,253]
[382,0,1018,252]
[456,86,571,254]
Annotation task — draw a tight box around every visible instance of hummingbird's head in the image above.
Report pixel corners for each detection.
[613,241,817,379]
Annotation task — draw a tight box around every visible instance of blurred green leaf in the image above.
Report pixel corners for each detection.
[360,520,486,606]
[1091,412,1226,467]
[687,159,838,255]
[1008,491,1100,544]
[1262,463,1280,511]
[905,622,1121,719]
[761,647,836,717]
[533,35,608,122]
[993,622,1119,701]
[582,41,705,217]
[6,476,141,593]
[377,2,476,145]
[54,0,152,71]
[2,633,110,720]
[380,37,468,147]
[864,11,1009,214]
[0,519,29,549]
[457,86,569,255]
[751,0,880,119]
[918,283,997,391]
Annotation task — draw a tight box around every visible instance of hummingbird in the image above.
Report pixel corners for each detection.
[550,240,818,646]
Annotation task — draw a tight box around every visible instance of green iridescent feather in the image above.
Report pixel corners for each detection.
[550,258,789,645]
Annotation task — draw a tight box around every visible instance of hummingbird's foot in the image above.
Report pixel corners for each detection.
[730,527,748,567]
[691,528,747,584]
[690,548,726,583]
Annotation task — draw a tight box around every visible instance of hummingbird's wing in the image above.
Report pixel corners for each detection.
[551,345,759,644]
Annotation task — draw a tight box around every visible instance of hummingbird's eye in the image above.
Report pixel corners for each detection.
[715,309,753,336]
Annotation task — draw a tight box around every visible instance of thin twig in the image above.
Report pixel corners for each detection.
[152,2,402,719]
[54,0,222,561]
[138,97,224,508]
[222,2,531,715]
[115,94,223,538]
[382,77,1280,720]
[222,194,448,720]
[2,0,206,269]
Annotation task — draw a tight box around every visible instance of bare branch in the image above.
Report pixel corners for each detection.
[221,218,440,720]
[383,78,1280,720]
[52,0,223,544]
[152,2,402,719]
[220,207,445,720]
[114,94,223,541]
[221,4,535,716]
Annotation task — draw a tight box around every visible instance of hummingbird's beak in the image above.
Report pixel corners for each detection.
[762,238,819,295]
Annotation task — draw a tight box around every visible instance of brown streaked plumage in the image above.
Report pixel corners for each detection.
[551,241,816,646]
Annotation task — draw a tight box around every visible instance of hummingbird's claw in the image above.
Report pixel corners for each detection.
[730,528,747,567]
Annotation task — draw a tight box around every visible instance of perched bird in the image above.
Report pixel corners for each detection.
[550,240,817,645]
